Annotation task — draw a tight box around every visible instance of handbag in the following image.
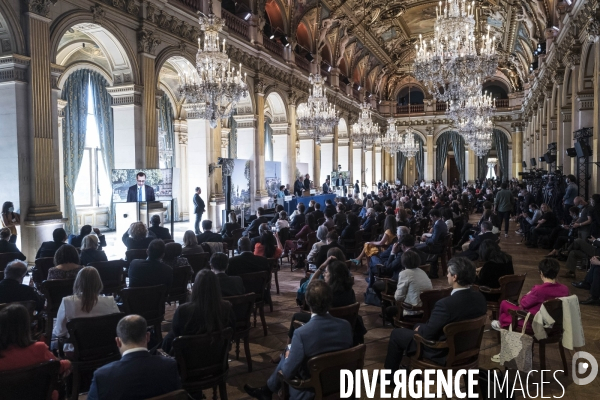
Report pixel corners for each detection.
[499,312,533,371]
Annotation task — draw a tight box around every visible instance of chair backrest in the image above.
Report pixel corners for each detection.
[0,252,23,271]
[120,285,167,323]
[146,390,190,400]
[306,231,318,245]
[87,260,126,292]
[277,227,290,244]
[182,253,210,280]
[498,273,527,304]
[223,292,255,332]
[32,257,55,286]
[329,302,360,331]
[40,279,75,316]
[419,287,453,321]
[67,313,125,363]
[0,300,41,337]
[0,360,61,400]
[167,266,192,298]
[231,228,245,248]
[239,271,270,302]
[442,314,487,367]
[540,298,564,338]
[306,344,366,399]
[172,328,233,384]
[267,258,278,271]
[125,249,147,262]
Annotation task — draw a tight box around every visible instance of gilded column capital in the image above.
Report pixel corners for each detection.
[90,4,106,25]
[26,0,55,18]
[137,28,161,55]
[254,79,266,96]
[563,51,581,70]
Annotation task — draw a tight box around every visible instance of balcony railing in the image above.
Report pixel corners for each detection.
[295,56,310,72]
[396,104,424,114]
[435,102,447,112]
[496,98,509,108]
[262,35,284,58]
[339,81,347,94]
[173,0,202,11]
[222,10,249,39]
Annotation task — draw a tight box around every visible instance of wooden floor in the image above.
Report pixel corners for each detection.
[86,219,600,399]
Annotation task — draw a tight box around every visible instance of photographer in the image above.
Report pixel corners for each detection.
[516,203,542,239]
[563,175,578,224]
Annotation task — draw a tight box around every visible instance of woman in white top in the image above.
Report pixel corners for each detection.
[306,226,329,271]
[275,210,290,232]
[53,267,120,352]
[394,250,433,316]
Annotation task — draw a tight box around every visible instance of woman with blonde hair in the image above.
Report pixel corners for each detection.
[121,221,154,250]
[79,234,108,266]
[53,267,120,351]
[182,230,204,255]
[350,215,397,266]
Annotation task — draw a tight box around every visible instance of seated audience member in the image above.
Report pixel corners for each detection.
[36,227,68,259]
[227,237,270,276]
[324,199,336,215]
[47,244,82,280]
[546,200,593,257]
[458,221,497,261]
[148,215,172,240]
[270,205,284,225]
[196,220,223,244]
[340,213,360,241]
[79,234,108,266]
[574,255,600,305]
[384,257,487,372]
[210,252,245,297]
[306,200,316,214]
[314,231,343,267]
[87,315,181,400]
[368,226,409,270]
[222,211,241,238]
[0,228,26,259]
[122,222,155,251]
[254,226,283,259]
[360,208,377,231]
[526,203,558,248]
[0,260,45,311]
[0,304,71,400]
[68,225,107,249]
[306,226,328,271]
[244,280,353,400]
[128,239,173,289]
[283,214,316,255]
[475,240,514,301]
[181,230,205,255]
[322,209,335,231]
[161,270,235,354]
[244,207,269,236]
[53,267,120,352]
[275,211,290,232]
[310,202,324,223]
[290,204,307,232]
[492,258,568,331]
[415,209,448,278]
[517,203,542,237]
[371,233,425,291]
[351,215,397,266]
[162,243,192,270]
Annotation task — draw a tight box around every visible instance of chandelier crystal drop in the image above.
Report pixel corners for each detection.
[297,74,339,145]
[382,118,403,155]
[351,102,380,152]
[177,0,248,128]
[399,125,420,159]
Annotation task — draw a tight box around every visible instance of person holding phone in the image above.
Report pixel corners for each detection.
[1,201,20,244]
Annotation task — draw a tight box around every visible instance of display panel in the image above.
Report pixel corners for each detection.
[111,169,173,202]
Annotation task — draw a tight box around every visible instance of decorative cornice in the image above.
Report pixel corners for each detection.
[27,0,54,18]
[0,55,31,83]
[137,28,161,55]
[106,84,143,106]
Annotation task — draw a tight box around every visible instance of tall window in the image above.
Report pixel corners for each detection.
[74,79,112,207]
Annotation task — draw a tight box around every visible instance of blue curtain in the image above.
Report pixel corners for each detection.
[89,71,116,229]
[265,117,273,161]
[435,133,450,181]
[158,94,179,221]
[493,129,509,182]
[62,70,89,235]
[436,131,465,183]
[228,114,237,158]
[396,152,406,184]
[416,136,425,181]
[451,133,466,183]
[477,154,489,181]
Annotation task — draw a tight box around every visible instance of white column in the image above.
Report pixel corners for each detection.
[353,148,362,190]
[365,150,373,189]
[107,85,144,168]
[320,142,333,185]
[185,109,210,228]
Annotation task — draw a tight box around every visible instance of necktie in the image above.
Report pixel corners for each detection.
[138,187,142,201]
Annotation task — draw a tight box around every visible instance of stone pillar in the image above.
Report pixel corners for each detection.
[254,80,269,203]
[106,84,144,168]
[332,124,339,172]
[138,28,161,168]
[467,150,476,183]
[209,120,225,226]
[593,38,600,195]
[184,106,210,228]
[313,140,321,188]
[287,93,298,186]
[569,58,581,175]
[348,139,354,183]
[360,149,366,191]
[426,135,435,181]
[174,119,189,220]
[371,146,376,188]
[513,128,523,178]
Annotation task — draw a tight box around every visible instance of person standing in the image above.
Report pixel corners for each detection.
[1,201,20,244]
[303,174,311,191]
[494,182,514,238]
[563,175,578,224]
[193,187,205,235]
[293,176,304,197]
[354,180,360,194]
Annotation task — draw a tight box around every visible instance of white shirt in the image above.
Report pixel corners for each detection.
[451,287,469,295]
[122,347,149,357]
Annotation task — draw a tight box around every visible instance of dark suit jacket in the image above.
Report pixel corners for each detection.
[290,213,306,230]
[128,258,173,289]
[215,273,245,297]
[193,193,205,214]
[384,247,427,280]
[315,242,343,267]
[462,231,497,261]
[303,179,310,190]
[322,183,330,193]
[361,216,376,231]
[425,219,448,250]
[35,241,65,259]
[226,252,270,276]
[68,233,107,249]
[196,231,223,244]
[221,222,240,238]
[122,232,155,250]
[0,279,45,311]
[87,351,181,400]
[311,210,324,222]
[80,249,108,266]
[126,184,156,202]
[243,216,269,236]
[294,180,304,197]
[148,225,172,240]
[0,240,26,260]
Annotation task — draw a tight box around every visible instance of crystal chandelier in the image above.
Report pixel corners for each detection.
[382,118,403,155]
[178,0,248,128]
[413,0,498,103]
[352,102,380,152]
[461,116,493,157]
[399,125,420,159]
[297,74,339,145]
[447,90,496,126]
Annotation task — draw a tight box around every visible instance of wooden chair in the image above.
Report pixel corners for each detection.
[165,266,192,306]
[39,279,75,345]
[32,257,55,288]
[87,260,126,296]
[267,257,280,294]
[0,360,61,400]
[0,252,24,271]
[0,300,45,340]
[239,271,270,336]
[223,293,255,372]
[391,287,453,329]
[172,328,233,400]
[61,313,125,400]
[329,302,361,335]
[290,232,317,271]
[379,278,398,326]
[278,344,367,400]
[146,390,190,400]
[125,249,147,263]
[410,315,487,373]
[120,285,167,342]
[229,228,246,256]
[340,230,365,260]
[182,253,210,281]
[508,298,569,375]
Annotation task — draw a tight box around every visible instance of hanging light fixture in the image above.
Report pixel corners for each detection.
[398,81,420,159]
[352,102,380,152]
[382,117,403,155]
[296,0,339,144]
[178,0,248,128]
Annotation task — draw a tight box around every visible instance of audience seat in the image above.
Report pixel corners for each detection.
[239,271,270,336]
[267,258,280,294]
[182,253,210,281]
[0,300,44,340]
[32,257,55,288]
[87,260,126,296]
[387,287,452,330]
[223,292,255,372]
[290,232,317,271]
[125,249,147,263]
[120,285,167,343]
[165,266,192,306]
[40,279,75,345]
[0,252,24,271]
[0,360,61,400]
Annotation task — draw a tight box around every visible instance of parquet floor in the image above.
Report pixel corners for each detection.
[87,218,600,399]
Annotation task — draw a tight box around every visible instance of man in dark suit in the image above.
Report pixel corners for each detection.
[126,171,156,202]
[243,207,268,237]
[128,240,173,289]
[210,252,245,297]
[196,220,223,244]
[227,237,270,276]
[322,178,330,193]
[193,187,205,234]
[310,203,324,222]
[360,208,377,231]
[87,315,181,400]
[416,209,448,278]
[324,199,336,216]
[67,225,107,249]
[384,257,487,371]
[36,228,67,259]
[244,280,353,400]
[459,221,497,261]
[303,174,311,191]
[354,180,360,194]
[0,261,45,311]
[0,229,26,260]
[294,176,304,197]
[148,215,172,240]
[314,231,343,267]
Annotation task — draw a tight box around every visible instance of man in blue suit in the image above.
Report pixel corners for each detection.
[244,280,353,400]
[87,315,181,400]
[416,209,448,278]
